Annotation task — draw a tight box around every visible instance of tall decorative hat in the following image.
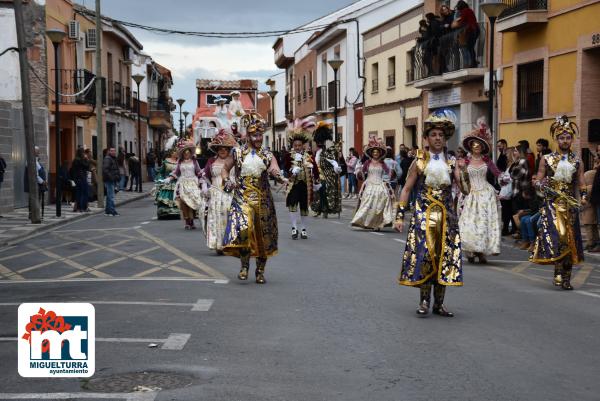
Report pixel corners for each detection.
[287,116,317,144]
[550,115,578,140]
[313,121,333,145]
[209,129,237,151]
[424,109,457,139]
[177,139,196,157]
[164,133,179,153]
[462,116,492,155]
[364,136,387,160]
[229,90,241,97]
[240,112,266,134]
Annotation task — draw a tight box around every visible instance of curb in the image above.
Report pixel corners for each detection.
[0,192,150,247]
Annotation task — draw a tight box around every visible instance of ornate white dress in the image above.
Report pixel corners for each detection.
[351,163,395,229]
[205,161,234,251]
[174,161,202,211]
[458,164,501,255]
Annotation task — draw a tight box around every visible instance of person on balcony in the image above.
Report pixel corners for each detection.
[452,0,480,68]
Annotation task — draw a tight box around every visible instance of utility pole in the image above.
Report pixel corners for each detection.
[14,0,41,223]
[95,0,104,208]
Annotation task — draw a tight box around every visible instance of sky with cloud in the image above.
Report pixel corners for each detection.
[74,0,356,117]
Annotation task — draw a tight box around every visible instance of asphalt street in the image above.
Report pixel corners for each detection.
[0,194,599,401]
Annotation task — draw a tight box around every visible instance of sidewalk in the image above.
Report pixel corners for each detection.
[0,187,151,247]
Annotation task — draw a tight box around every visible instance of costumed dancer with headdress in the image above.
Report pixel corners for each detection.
[311,122,342,218]
[221,113,288,284]
[154,134,180,219]
[284,117,318,239]
[531,116,587,290]
[456,117,502,264]
[213,95,229,129]
[228,91,245,128]
[351,136,395,230]
[161,140,203,230]
[200,129,237,253]
[395,111,462,317]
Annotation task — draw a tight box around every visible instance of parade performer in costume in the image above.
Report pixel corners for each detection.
[351,136,395,230]
[228,91,245,127]
[531,116,587,290]
[395,110,462,317]
[221,113,288,284]
[457,118,502,263]
[311,122,342,218]
[283,117,318,239]
[154,135,180,219]
[200,129,237,253]
[213,95,229,129]
[162,140,203,230]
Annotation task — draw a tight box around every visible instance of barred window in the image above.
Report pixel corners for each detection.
[517,60,544,120]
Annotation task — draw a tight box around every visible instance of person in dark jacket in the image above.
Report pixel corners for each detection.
[102,147,120,216]
[0,153,6,217]
[127,153,141,192]
[70,148,90,212]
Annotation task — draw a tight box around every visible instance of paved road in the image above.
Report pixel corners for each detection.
[0,195,599,400]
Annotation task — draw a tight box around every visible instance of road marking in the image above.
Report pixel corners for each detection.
[511,261,531,273]
[0,277,227,284]
[0,298,213,312]
[576,290,600,299]
[393,238,407,244]
[0,392,157,401]
[571,263,594,288]
[133,225,142,229]
[371,232,385,236]
[141,221,150,225]
[136,229,226,279]
[53,228,137,232]
[0,263,24,280]
[329,221,343,225]
[161,333,191,350]
[0,333,191,350]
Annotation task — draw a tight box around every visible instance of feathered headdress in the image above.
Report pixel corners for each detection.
[313,121,333,145]
[550,115,578,140]
[424,109,457,139]
[462,116,492,154]
[165,134,179,153]
[240,112,266,134]
[287,116,316,144]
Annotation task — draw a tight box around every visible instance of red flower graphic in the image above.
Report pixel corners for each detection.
[22,308,72,353]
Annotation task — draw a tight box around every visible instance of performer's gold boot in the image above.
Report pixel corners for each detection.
[553,264,563,287]
[255,258,267,284]
[238,251,250,281]
[561,259,573,291]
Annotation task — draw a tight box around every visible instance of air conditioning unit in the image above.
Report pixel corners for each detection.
[85,28,97,50]
[68,20,80,40]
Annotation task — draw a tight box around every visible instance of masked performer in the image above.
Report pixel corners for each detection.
[351,136,395,230]
[284,117,318,239]
[162,140,203,230]
[155,135,180,219]
[221,113,288,284]
[311,122,342,218]
[457,119,502,263]
[201,130,237,253]
[395,111,462,317]
[531,116,587,290]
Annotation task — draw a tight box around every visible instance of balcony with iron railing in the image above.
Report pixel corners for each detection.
[371,78,379,93]
[316,86,327,112]
[497,0,548,32]
[407,22,487,89]
[51,69,105,108]
[388,74,396,89]
[148,97,171,128]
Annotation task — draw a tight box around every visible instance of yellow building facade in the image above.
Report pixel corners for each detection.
[363,6,423,152]
[498,0,600,166]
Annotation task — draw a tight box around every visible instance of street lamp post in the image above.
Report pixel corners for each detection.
[328,59,344,143]
[481,0,508,160]
[132,73,145,193]
[176,98,185,137]
[266,79,278,151]
[47,28,67,217]
[183,111,189,139]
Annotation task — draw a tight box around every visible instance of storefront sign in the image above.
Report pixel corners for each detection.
[428,87,461,109]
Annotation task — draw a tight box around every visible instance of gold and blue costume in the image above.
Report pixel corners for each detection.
[531,152,584,287]
[399,151,463,308]
[311,146,342,216]
[222,145,278,260]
